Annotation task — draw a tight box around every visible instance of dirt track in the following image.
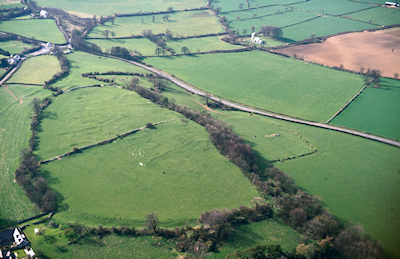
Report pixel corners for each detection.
[274,29,400,78]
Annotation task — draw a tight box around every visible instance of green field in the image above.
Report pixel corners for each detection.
[145,51,364,122]
[350,6,400,26]
[215,0,297,12]
[88,10,224,38]
[223,5,285,21]
[7,55,60,85]
[289,0,373,16]
[40,120,259,227]
[212,110,400,258]
[0,41,32,55]
[52,51,149,90]
[166,36,242,53]
[86,38,157,56]
[0,85,51,225]
[34,0,207,16]
[35,86,183,160]
[331,79,400,140]
[0,19,66,44]
[228,10,317,35]
[209,219,300,258]
[282,16,377,42]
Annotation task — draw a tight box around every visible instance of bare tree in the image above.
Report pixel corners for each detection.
[238,3,244,10]
[165,29,173,40]
[110,31,116,39]
[181,46,190,54]
[394,73,398,79]
[102,29,110,39]
[251,26,255,32]
[30,97,41,115]
[145,212,159,233]
[261,25,283,39]
[242,29,247,35]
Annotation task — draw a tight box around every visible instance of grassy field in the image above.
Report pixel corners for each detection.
[0,41,32,55]
[0,85,51,225]
[223,5,285,21]
[166,36,242,53]
[34,0,207,16]
[52,51,150,90]
[209,219,300,258]
[22,222,180,258]
[88,10,224,38]
[228,10,317,35]
[86,38,157,56]
[350,6,400,26]
[212,110,400,258]
[215,0,297,12]
[330,79,400,140]
[35,86,182,160]
[0,19,66,44]
[7,55,60,85]
[289,0,373,15]
[282,16,377,42]
[40,120,259,227]
[145,51,364,122]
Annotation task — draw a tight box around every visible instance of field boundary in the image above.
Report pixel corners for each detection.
[40,118,181,164]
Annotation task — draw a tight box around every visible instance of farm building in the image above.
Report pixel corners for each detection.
[40,10,48,18]
[6,55,20,66]
[0,250,17,259]
[0,228,29,251]
[385,2,399,6]
[251,33,263,44]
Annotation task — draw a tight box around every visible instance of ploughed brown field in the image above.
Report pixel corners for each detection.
[274,28,400,78]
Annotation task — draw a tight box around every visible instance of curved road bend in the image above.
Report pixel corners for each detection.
[98,55,400,148]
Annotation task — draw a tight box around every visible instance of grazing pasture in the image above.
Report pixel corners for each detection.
[289,0,373,16]
[330,79,400,140]
[86,38,157,56]
[35,86,182,160]
[209,219,300,258]
[34,0,207,16]
[0,85,50,224]
[52,51,149,90]
[145,51,364,122]
[215,111,400,258]
[88,10,224,38]
[0,41,31,55]
[0,19,66,44]
[350,6,400,26]
[215,0,296,12]
[223,5,285,21]
[282,16,377,42]
[41,120,259,227]
[166,36,242,54]
[7,55,60,85]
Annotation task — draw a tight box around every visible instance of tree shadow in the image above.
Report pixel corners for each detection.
[40,170,61,185]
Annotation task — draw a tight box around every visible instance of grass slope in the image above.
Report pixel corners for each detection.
[0,85,50,224]
[88,10,224,38]
[7,55,60,85]
[289,0,372,16]
[52,51,149,90]
[41,120,259,227]
[145,51,364,122]
[35,86,182,160]
[330,79,400,140]
[0,41,32,55]
[34,0,207,16]
[215,111,400,258]
[166,36,242,54]
[0,19,66,44]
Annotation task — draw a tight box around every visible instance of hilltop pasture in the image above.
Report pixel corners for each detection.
[146,51,364,122]
[88,10,224,38]
[41,120,259,227]
[34,0,207,16]
[35,86,182,160]
[0,19,66,44]
[7,55,60,85]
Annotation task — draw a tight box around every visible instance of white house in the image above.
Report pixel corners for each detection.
[45,42,54,50]
[40,10,48,18]
[251,32,263,44]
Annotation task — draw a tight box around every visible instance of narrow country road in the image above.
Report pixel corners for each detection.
[96,54,400,148]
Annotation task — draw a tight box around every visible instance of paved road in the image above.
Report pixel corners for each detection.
[98,54,400,148]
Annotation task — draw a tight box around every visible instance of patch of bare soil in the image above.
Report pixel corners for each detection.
[274,29,400,78]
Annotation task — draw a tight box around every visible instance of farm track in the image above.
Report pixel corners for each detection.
[91,53,400,148]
